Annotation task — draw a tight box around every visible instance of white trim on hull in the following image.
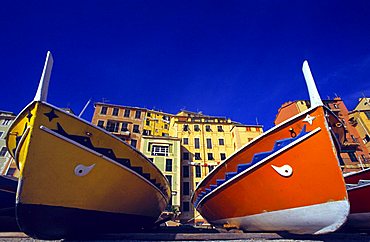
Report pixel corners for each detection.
[211,200,349,235]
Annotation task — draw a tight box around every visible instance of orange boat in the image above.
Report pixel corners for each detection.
[191,61,349,235]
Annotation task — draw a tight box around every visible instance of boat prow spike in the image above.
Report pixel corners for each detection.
[34,51,54,102]
[302,60,324,108]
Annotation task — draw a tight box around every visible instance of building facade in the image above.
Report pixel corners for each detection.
[169,111,263,224]
[349,97,370,155]
[274,98,370,173]
[0,110,18,176]
[140,136,181,212]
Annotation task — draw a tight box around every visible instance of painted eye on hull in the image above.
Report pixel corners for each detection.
[271,164,293,177]
[74,164,95,177]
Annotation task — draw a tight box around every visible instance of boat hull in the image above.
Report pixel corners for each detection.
[6,102,171,239]
[192,107,348,234]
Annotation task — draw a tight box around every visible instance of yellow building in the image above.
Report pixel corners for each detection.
[169,110,263,224]
[349,97,370,156]
[92,103,173,150]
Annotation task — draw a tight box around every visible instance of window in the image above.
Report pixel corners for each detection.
[351,135,358,143]
[363,135,370,144]
[135,110,141,119]
[164,124,168,129]
[206,138,212,149]
[151,145,169,156]
[208,165,215,173]
[147,112,151,117]
[133,125,140,133]
[205,125,211,132]
[165,175,172,187]
[217,125,223,132]
[333,103,339,109]
[163,115,170,122]
[146,120,150,126]
[183,152,189,160]
[183,138,189,145]
[246,127,252,132]
[182,201,190,212]
[220,153,226,160]
[131,139,137,148]
[348,152,358,162]
[183,124,189,131]
[143,129,151,136]
[162,133,169,137]
[0,131,3,138]
[0,147,7,156]
[194,138,200,149]
[121,122,129,131]
[149,158,154,162]
[183,165,189,178]
[219,138,224,145]
[207,153,214,160]
[183,182,190,195]
[97,120,104,128]
[6,168,16,176]
[112,108,119,116]
[365,111,370,120]
[124,109,130,117]
[106,120,120,132]
[195,165,201,177]
[100,106,107,115]
[195,153,201,160]
[165,159,173,172]
[194,124,200,131]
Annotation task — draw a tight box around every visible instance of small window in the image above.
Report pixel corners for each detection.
[106,120,120,132]
[133,125,140,133]
[121,122,129,131]
[0,131,3,138]
[112,108,119,116]
[363,135,370,144]
[147,112,151,117]
[1,119,11,126]
[207,153,214,160]
[195,165,201,178]
[183,152,189,160]
[194,124,200,132]
[183,124,189,131]
[219,138,224,145]
[365,111,370,120]
[6,168,16,176]
[246,127,252,131]
[205,125,211,132]
[135,110,142,119]
[220,153,226,160]
[165,159,173,172]
[124,109,130,117]
[97,120,104,128]
[100,106,108,115]
[217,125,224,132]
[208,165,215,173]
[195,153,201,160]
[0,147,7,156]
[131,139,137,148]
[182,201,190,212]
[152,145,169,156]
[183,182,190,195]
[351,135,358,143]
[146,120,150,126]
[206,138,212,149]
[148,158,154,162]
[194,138,200,149]
[183,165,189,178]
[143,129,151,136]
[164,124,168,129]
[348,152,358,162]
[183,138,189,145]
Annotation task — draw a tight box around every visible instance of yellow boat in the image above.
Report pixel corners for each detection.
[6,52,171,239]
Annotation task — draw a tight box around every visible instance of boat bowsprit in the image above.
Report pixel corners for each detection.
[6,52,171,239]
[191,61,349,235]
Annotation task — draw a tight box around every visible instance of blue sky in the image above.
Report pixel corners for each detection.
[1,1,370,129]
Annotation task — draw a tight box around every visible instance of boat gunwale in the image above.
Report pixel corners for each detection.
[6,101,171,199]
[40,125,170,201]
[194,126,322,209]
[347,181,370,192]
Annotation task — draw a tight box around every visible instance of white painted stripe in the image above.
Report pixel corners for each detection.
[212,200,349,235]
[39,125,169,201]
[14,126,30,165]
[195,127,321,208]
